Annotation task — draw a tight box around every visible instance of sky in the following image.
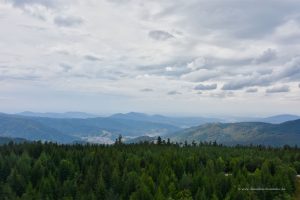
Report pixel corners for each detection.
[0,0,300,117]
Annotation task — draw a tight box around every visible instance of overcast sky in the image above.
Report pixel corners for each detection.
[0,0,300,116]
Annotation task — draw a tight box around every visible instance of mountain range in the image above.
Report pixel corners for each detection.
[0,112,299,146]
[17,111,101,119]
[169,119,300,146]
[110,112,223,128]
[0,113,179,144]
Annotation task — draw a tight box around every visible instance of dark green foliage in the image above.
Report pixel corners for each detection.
[0,142,299,199]
[0,137,27,145]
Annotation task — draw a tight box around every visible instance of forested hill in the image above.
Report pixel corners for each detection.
[0,113,179,144]
[0,136,27,145]
[0,114,79,143]
[1,112,300,146]
[0,142,299,199]
[170,119,300,146]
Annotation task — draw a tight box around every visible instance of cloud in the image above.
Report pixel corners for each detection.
[222,56,300,90]
[148,30,174,41]
[54,16,83,27]
[0,74,40,81]
[181,69,220,82]
[278,57,300,80]
[209,91,234,99]
[194,83,217,90]
[167,90,181,95]
[6,0,57,8]
[245,88,258,93]
[253,48,277,64]
[84,55,101,62]
[140,88,153,92]
[59,63,72,72]
[273,20,300,43]
[222,73,272,90]
[186,57,207,71]
[2,0,300,115]
[266,85,290,93]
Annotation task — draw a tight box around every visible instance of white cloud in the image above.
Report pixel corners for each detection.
[1,0,300,115]
[186,57,207,71]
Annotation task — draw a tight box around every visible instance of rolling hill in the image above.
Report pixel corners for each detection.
[169,119,300,146]
[0,113,179,143]
[259,114,300,124]
[0,113,79,143]
[1,112,300,145]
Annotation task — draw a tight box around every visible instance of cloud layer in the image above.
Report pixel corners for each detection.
[1,0,300,115]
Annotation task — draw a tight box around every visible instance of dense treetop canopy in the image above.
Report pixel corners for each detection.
[0,141,299,200]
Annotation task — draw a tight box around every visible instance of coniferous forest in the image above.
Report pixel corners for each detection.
[0,141,300,200]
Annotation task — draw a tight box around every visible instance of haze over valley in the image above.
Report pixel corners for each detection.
[0,111,299,146]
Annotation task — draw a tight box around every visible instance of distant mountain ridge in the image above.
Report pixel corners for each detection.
[17,111,100,119]
[228,114,300,124]
[260,114,300,124]
[169,119,300,146]
[1,112,300,145]
[0,113,179,143]
[110,112,222,128]
[0,113,79,143]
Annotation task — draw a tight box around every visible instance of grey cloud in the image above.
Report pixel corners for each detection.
[167,90,181,95]
[59,63,72,72]
[254,48,277,64]
[54,16,83,27]
[136,60,192,78]
[6,0,57,8]
[0,74,40,81]
[223,58,298,91]
[278,57,300,80]
[181,69,220,82]
[299,83,300,88]
[140,88,153,92]
[222,56,300,90]
[148,30,174,41]
[257,69,273,75]
[194,83,217,90]
[84,55,101,62]
[266,85,289,93]
[245,88,258,93]
[177,1,300,39]
[222,75,271,90]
